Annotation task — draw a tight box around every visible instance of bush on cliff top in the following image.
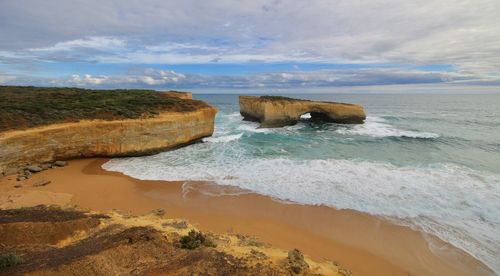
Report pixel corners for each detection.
[260,95,300,101]
[179,230,216,249]
[0,86,208,131]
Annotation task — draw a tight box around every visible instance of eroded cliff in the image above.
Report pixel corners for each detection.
[0,107,216,173]
[240,95,366,128]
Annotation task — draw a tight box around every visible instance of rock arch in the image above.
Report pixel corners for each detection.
[239,96,366,128]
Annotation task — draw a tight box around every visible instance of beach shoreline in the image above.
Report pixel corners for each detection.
[0,158,493,276]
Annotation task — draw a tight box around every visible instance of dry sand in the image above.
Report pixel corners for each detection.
[0,158,493,276]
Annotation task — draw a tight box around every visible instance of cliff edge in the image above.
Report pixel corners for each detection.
[239,95,366,128]
[0,86,217,174]
[0,206,347,275]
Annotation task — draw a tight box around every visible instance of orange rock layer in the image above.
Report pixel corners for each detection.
[239,96,366,128]
[0,106,217,173]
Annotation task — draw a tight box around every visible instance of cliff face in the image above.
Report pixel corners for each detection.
[161,91,193,99]
[240,96,366,128]
[0,106,216,173]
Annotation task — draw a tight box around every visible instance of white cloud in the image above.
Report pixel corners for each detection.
[30,37,126,52]
[70,74,109,85]
[25,67,484,89]
[0,0,499,83]
[65,69,186,86]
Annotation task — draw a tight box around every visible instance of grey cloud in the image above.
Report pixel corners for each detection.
[0,68,484,89]
[1,0,500,81]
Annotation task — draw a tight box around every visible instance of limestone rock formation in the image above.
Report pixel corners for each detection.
[0,107,217,173]
[239,96,366,128]
[162,91,193,99]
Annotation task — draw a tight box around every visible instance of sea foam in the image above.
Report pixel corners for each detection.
[203,133,243,143]
[103,154,500,273]
[336,116,440,138]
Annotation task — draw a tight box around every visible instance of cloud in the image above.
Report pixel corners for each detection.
[30,37,126,52]
[0,0,499,86]
[0,73,16,84]
[2,67,490,89]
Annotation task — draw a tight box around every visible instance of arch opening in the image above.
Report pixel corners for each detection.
[299,111,333,123]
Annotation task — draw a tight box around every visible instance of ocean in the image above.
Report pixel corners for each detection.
[103,92,500,273]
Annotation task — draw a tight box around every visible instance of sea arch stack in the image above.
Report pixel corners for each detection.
[239,96,366,128]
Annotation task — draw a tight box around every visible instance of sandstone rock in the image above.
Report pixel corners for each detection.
[161,91,193,99]
[40,163,53,170]
[23,171,32,179]
[16,176,26,181]
[0,107,217,172]
[4,168,18,176]
[33,179,51,187]
[26,165,42,173]
[240,95,366,128]
[54,161,68,167]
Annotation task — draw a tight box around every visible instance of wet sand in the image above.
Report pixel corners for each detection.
[0,158,493,276]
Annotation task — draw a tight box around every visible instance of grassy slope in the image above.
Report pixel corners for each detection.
[0,86,208,132]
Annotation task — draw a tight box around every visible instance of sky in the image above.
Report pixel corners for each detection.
[1,0,500,91]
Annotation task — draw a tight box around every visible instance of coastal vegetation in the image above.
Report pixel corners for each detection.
[0,205,343,275]
[0,253,22,269]
[0,86,208,131]
[260,95,299,101]
[179,230,216,249]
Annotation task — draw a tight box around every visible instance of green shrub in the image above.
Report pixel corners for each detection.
[179,230,216,249]
[0,86,208,131]
[0,253,22,269]
[260,95,297,101]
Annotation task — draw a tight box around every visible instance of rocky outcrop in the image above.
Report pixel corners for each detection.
[162,91,193,99]
[0,107,217,174]
[239,96,366,128]
[0,206,345,275]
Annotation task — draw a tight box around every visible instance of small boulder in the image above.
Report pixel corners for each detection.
[14,183,23,188]
[26,165,43,173]
[33,179,51,187]
[54,161,68,167]
[40,163,52,170]
[16,176,26,182]
[23,171,32,179]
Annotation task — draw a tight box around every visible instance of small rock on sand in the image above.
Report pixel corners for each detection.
[54,161,68,167]
[26,165,43,173]
[40,163,52,170]
[33,179,51,187]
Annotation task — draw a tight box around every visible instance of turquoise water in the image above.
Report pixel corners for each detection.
[104,93,500,273]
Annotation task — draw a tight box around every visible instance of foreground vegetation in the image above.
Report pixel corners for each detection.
[178,230,216,249]
[0,86,207,131]
[0,253,22,269]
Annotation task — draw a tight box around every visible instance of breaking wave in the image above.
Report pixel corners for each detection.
[336,117,440,138]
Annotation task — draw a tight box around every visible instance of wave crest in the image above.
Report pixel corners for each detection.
[336,117,439,139]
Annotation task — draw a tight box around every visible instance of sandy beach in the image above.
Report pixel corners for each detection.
[0,158,493,276]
